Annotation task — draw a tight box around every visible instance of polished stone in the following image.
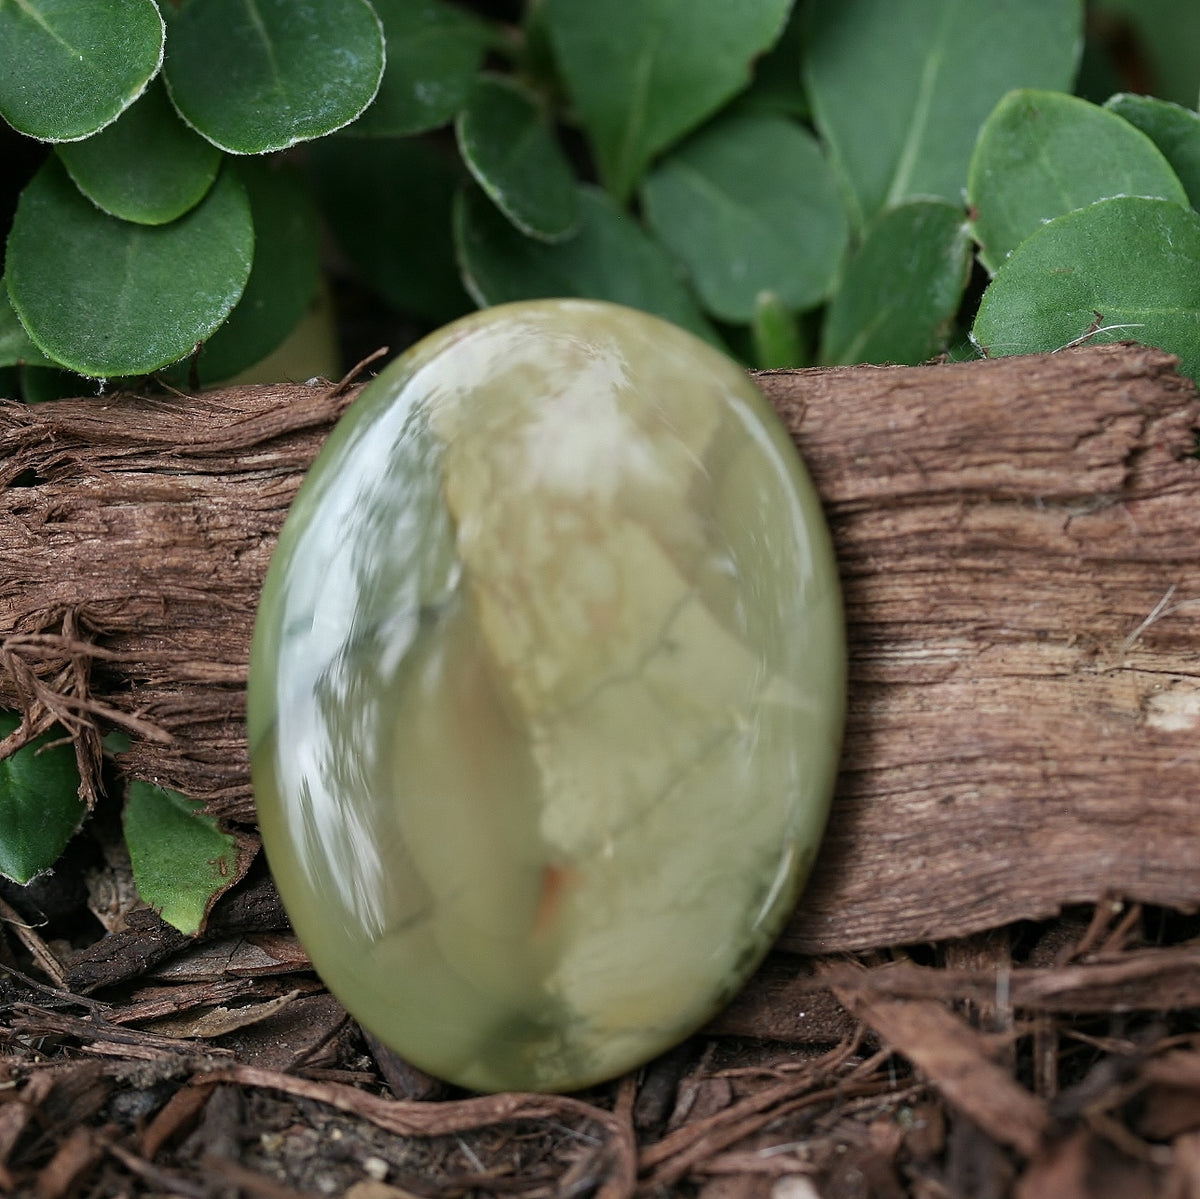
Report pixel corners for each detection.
[248,299,845,1093]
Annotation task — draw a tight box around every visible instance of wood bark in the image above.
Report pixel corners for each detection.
[2,344,1198,954]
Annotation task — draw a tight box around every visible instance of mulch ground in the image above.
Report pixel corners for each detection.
[2,800,1198,1199]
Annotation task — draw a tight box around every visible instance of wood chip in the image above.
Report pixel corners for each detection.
[819,945,1200,1013]
[148,935,311,983]
[0,1070,54,1171]
[144,989,301,1040]
[1015,1130,1162,1199]
[10,1006,234,1058]
[140,1081,216,1162]
[104,978,259,1025]
[63,908,189,994]
[209,992,349,1073]
[828,966,1052,1158]
[34,1125,102,1199]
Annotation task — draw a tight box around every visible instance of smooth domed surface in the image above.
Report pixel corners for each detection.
[248,299,844,1093]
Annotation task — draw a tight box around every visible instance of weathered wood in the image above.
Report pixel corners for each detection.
[0,382,359,805]
[771,344,1200,951]
[2,344,1198,953]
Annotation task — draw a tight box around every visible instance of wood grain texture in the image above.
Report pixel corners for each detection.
[2,344,1198,953]
[773,344,1200,951]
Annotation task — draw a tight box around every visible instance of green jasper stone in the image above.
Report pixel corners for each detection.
[248,299,845,1094]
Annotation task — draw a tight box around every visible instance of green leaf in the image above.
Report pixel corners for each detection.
[55,78,221,225]
[751,290,807,368]
[641,112,847,322]
[972,196,1200,382]
[124,780,240,935]
[349,0,489,136]
[821,199,971,366]
[456,75,579,242]
[0,0,164,142]
[455,182,715,341]
[0,712,85,885]
[804,0,1083,229]
[1105,93,1200,211]
[968,90,1189,274]
[188,159,321,383]
[0,284,54,369]
[163,0,385,154]
[542,0,792,202]
[730,2,809,121]
[6,158,253,378]
[309,136,471,324]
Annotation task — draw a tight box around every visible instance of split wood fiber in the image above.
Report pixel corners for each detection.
[2,343,1197,953]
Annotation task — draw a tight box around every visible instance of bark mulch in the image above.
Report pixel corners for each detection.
[3,851,1200,1197]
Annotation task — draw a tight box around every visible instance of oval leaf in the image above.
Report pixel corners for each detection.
[642,112,848,322]
[542,0,792,202]
[821,199,971,365]
[0,712,86,885]
[309,136,471,324]
[0,0,164,142]
[1105,93,1200,211]
[805,0,1083,228]
[188,159,321,383]
[455,182,714,341]
[972,196,1200,382]
[456,75,579,241]
[164,0,385,154]
[56,78,222,224]
[124,780,241,935]
[6,158,254,377]
[350,0,489,136]
[0,283,54,369]
[969,90,1189,273]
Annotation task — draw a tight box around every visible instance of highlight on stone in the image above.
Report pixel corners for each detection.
[248,299,845,1093]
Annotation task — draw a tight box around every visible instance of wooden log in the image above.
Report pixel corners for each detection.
[2,344,1198,953]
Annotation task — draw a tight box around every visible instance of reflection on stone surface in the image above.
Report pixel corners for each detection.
[248,299,845,1093]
